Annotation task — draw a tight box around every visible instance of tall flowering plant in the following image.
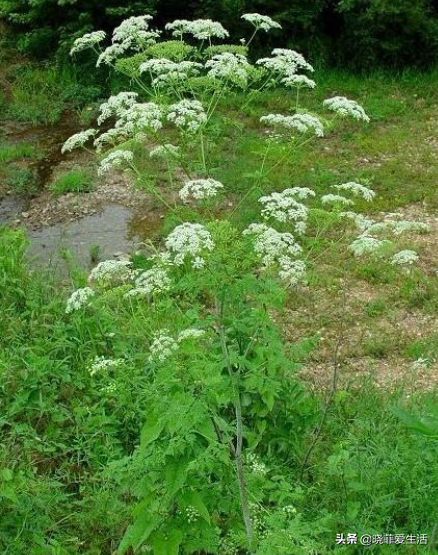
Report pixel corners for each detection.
[65,13,429,555]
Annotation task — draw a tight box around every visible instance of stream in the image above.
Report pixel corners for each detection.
[0,115,160,269]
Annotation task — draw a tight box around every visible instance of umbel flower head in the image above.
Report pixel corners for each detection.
[125,267,171,298]
[98,150,134,176]
[258,188,314,234]
[205,53,251,88]
[241,13,282,32]
[62,129,97,153]
[323,96,370,122]
[97,92,139,125]
[139,58,202,86]
[167,99,207,134]
[164,222,215,267]
[165,19,229,40]
[70,31,106,56]
[257,48,314,78]
[65,287,95,313]
[179,178,224,203]
[260,113,324,137]
[88,260,133,286]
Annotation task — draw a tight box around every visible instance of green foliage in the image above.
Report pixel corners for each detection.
[6,166,38,195]
[50,168,94,195]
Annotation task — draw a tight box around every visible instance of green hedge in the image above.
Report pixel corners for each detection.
[1,0,438,68]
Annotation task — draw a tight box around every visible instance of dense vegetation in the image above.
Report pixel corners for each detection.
[1,7,438,555]
[2,0,438,68]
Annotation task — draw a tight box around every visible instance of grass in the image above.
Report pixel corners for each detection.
[2,68,438,553]
[50,169,94,195]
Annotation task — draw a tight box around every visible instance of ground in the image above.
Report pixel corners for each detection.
[2,70,438,391]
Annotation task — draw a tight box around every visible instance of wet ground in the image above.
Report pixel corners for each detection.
[0,114,163,269]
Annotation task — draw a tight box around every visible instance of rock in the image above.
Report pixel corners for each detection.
[21,212,30,218]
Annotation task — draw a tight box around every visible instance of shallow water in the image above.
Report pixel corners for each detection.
[27,205,144,268]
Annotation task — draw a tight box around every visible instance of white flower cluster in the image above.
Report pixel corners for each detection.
[341,211,375,232]
[95,15,159,66]
[165,19,229,40]
[98,150,134,176]
[185,506,200,524]
[349,235,389,257]
[112,15,156,46]
[257,48,314,78]
[260,113,324,137]
[65,287,95,313]
[321,194,354,207]
[334,182,375,201]
[61,129,97,153]
[149,144,180,159]
[94,128,128,153]
[125,267,171,298]
[164,223,215,267]
[179,178,224,203]
[149,330,179,362]
[167,99,207,133]
[97,92,139,125]
[140,58,202,85]
[366,219,430,236]
[244,223,305,286]
[115,102,163,134]
[282,74,316,89]
[89,356,124,376]
[70,31,106,56]
[259,188,313,234]
[149,327,206,362]
[241,13,282,32]
[205,53,250,87]
[323,96,370,122]
[88,260,133,286]
[391,250,419,266]
[247,453,268,475]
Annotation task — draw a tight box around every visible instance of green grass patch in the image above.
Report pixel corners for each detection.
[50,169,94,195]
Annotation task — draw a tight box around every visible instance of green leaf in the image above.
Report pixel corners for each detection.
[141,413,164,446]
[152,529,183,555]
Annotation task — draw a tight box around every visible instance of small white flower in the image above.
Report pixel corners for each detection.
[88,260,133,286]
[112,16,157,48]
[167,99,207,134]
[247,453,268,475]
[205,53,250,87]
[97,92,139,125]
[94,128,128,152]
[96,42,131,66]
[115,102,163,134]
[190,19,229,40]
[149,330,179,362]
[66,287,95,313]
[125,267,171,297]
[140,58,202,85]
[349,235,389,256]
[323,96,370,122]
[89,356,124,376]
[165,223,215,267]
[334,182,375,201]
[260,113,323,137]
[341,211,376,232]
[70,31,106,56]
[177,328,206,342]
[241,13,282,32]
[321,194,354,206]
[390,250,419,266]
[257,48,314,77]
[282,74,316,89]
[61,129,97,153]
[244,223,302,266]
[259,188,312,233]
[179,178,224,203]
[98,150,134,176]
[278,257,306,286]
